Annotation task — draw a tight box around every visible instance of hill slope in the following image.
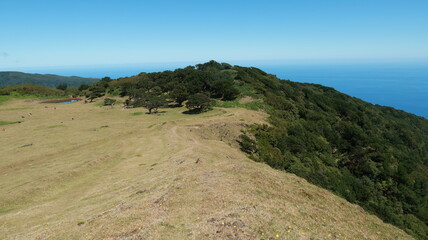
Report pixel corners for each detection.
[0,71,98,87]
[0,99,412,239]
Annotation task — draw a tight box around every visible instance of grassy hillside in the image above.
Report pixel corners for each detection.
[0,71,98,88]
[0,98,412,240]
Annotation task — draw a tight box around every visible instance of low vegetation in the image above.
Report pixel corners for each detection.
[103,98,117,106]
[0,121,21,126]
[0,84,65,97]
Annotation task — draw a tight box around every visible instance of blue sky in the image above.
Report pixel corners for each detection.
[1,0,427,68]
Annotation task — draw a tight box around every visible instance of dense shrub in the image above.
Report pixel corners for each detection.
[103,98,117,106]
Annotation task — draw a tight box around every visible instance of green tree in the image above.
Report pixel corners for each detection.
[78,84,90,91]
[86,84,106,102]
[66,86,80,97]
[185,93,213,112]
[170,85,189,106]
[144,94,166,114]
[101,77,112,83]
[56,83,68,91]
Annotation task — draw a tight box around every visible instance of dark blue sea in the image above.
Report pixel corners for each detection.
[15,61,428,119]
[258,62,428,119]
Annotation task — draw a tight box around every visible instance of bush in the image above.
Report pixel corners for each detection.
[238,134,258,154]
[103,98,117,106]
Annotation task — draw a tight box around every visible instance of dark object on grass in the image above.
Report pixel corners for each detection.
[20,143,33,148]
[136,189,147,194]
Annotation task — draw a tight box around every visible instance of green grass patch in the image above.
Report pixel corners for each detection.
[0,208,13,214]
[34,125,65,130]
[0,107,34,111]
[47,125,65,129]
[0,121,21,126]
[131,112,144,116]
[235,83,264,99]
[0,96,12,105]
[0,94,69,106]
[9,92,67,100]
[214,99,266,111]
[159,222,175,228]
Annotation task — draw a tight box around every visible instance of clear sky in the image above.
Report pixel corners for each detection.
[1,0,427,69]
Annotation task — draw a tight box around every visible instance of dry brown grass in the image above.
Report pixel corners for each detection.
[0,98,413,240]
[238,96,259,104]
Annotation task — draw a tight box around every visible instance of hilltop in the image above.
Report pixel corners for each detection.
[0,99,412,240]
[0,71,98,88]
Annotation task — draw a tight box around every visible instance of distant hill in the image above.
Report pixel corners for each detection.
[0,71,98,88]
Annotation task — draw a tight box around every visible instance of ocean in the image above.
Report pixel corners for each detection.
[14,61,428,119]
[258,62,428,119]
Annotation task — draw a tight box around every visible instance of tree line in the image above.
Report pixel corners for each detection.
[79,61,239,113]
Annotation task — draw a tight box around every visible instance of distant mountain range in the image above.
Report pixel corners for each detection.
[0,71,99,88]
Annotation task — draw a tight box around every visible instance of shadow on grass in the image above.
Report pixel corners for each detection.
[168,103,183,108]
[149,110,167,115]
[182,108,210,114]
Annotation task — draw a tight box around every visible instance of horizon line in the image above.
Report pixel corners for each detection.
[2,57,428,70]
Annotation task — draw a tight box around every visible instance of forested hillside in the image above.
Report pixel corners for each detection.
[233,66,428,239]
[0,71,98,87]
